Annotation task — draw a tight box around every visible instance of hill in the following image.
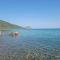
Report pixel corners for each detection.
[0,20,23,30]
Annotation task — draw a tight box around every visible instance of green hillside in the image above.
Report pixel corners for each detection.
[0,20,23,30]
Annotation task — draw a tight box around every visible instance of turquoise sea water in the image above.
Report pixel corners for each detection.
[0,29,60,60]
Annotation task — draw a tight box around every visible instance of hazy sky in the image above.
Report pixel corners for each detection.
[0,0,60,28]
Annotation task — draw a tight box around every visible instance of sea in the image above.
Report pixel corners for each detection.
[0,29,60,60]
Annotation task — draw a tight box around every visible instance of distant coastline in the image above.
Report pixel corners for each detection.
[0,20,24,30]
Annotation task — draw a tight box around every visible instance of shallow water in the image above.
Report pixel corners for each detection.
[0,29,60,60]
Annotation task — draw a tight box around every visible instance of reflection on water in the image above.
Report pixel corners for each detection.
[0,29,60,60]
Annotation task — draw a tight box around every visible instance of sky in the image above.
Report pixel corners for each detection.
[0,0,60,28]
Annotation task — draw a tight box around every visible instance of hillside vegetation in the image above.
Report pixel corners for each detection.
[0,20,23,30]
